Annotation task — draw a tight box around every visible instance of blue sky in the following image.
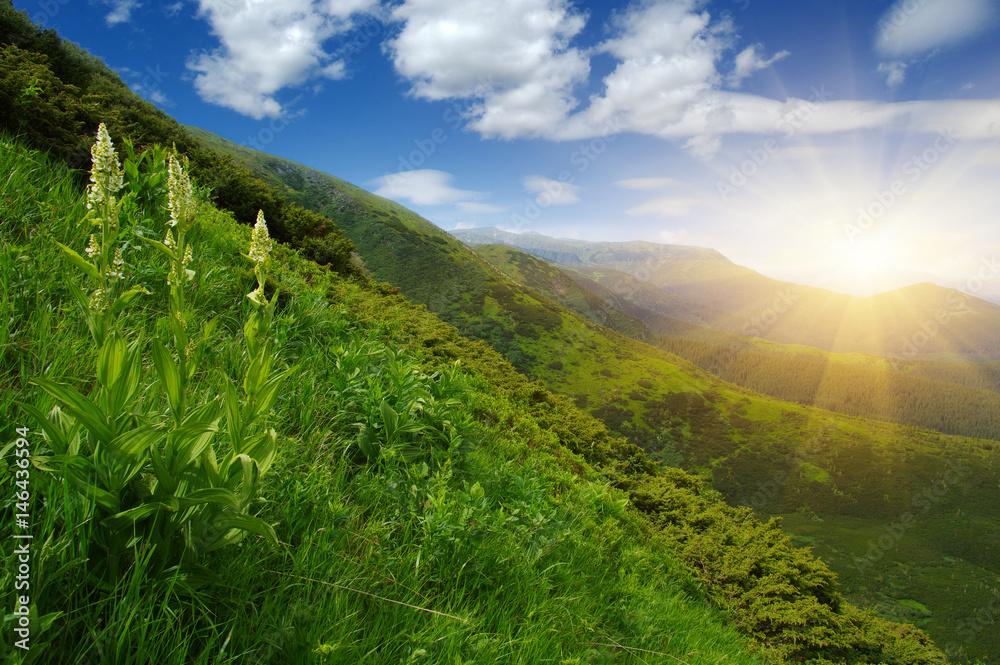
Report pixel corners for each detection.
[24,0,1000,297]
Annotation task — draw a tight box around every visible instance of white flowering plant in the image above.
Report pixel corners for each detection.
[25,126,289,584]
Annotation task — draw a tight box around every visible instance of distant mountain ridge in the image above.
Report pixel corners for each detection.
[455,227,1000,358]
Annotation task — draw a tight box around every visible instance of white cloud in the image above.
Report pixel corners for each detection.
[615,177,680,190]
[728,45,790,87]
[877,61,908,89]
[368,170,490,208]
[104,0,140,25]
[875,0,995,58]
[627,196,701,218]
[874,0,995,91]
[523,175,581,205]
[554,0,731,141]
[188,0,379,118]
[385,0,589,139]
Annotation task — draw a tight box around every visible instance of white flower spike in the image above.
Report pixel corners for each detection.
[86,123,123,211]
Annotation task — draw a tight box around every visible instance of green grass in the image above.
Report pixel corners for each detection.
[191,122,1000,661]
[0,134,771,664]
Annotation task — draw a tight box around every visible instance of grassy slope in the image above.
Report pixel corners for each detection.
[0,12,966,660]
[0,135,772,665]
[472,244,652,340]
[189,127,1000,661]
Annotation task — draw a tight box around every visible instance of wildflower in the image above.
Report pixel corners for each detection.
[182,244,195,282]
[163,229,176,249]
[85,234,101,259]
[86,123,123,211]
[108,248,125,281]
[247,285,266,306]
[89,287,107,312]
[167,153,195,230]
[248,210,272,266]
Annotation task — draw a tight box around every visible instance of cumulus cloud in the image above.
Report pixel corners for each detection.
[875,0,995,58]
[523,175,582,205]
[188,0,380,118]
[368,169,491,208]
[874,0,995,89]
[728,45,790,87]
[385,0,589,139]
[103,0,140,25]
[877,61,908,89]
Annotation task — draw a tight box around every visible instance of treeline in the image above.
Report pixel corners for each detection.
[659,336,1000,440]
[0,2,355,275]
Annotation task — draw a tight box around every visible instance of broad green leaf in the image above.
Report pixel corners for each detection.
[244,348,273,397]
[223,380,243,453]
[15,402,72,455]
[103,497,179,531]
[150,445,177,495]
[109,288,147,316]
[55,242,100,280]
[177,487,240,510]
[151,339,182,418]
[170,403,220,471]
[241,429,277,476]
[110,337,143,415]
[34,379,114,444]
[55,454,118,513]
[250,365,297,422]
[107,425,161,460]
[205,512,277,549]
[141,236,177,262]
[97,332,126,391]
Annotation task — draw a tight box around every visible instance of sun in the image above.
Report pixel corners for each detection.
[836,235,906,280]
[845,244,890,276]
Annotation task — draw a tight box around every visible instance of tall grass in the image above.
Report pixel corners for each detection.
[1,133,767,663]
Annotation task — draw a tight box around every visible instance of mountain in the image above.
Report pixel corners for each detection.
[181,125,1000,660]
[455,227,1000,358]
[2,11,990,661]
[469,244,652,339]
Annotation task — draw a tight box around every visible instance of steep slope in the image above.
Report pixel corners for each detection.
[186,127,1000,660]
[0,12,976,660]
[471,244,651,339]
[456,228,1000,358]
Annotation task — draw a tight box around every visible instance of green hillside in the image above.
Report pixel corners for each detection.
[471,244,652,340]
[468,240,1000,444]
[3,6,996,659]
[195,126,1000,661]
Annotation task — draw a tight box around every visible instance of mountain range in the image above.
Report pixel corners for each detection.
[6,9,1000,661]
[177,124,1000,660]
